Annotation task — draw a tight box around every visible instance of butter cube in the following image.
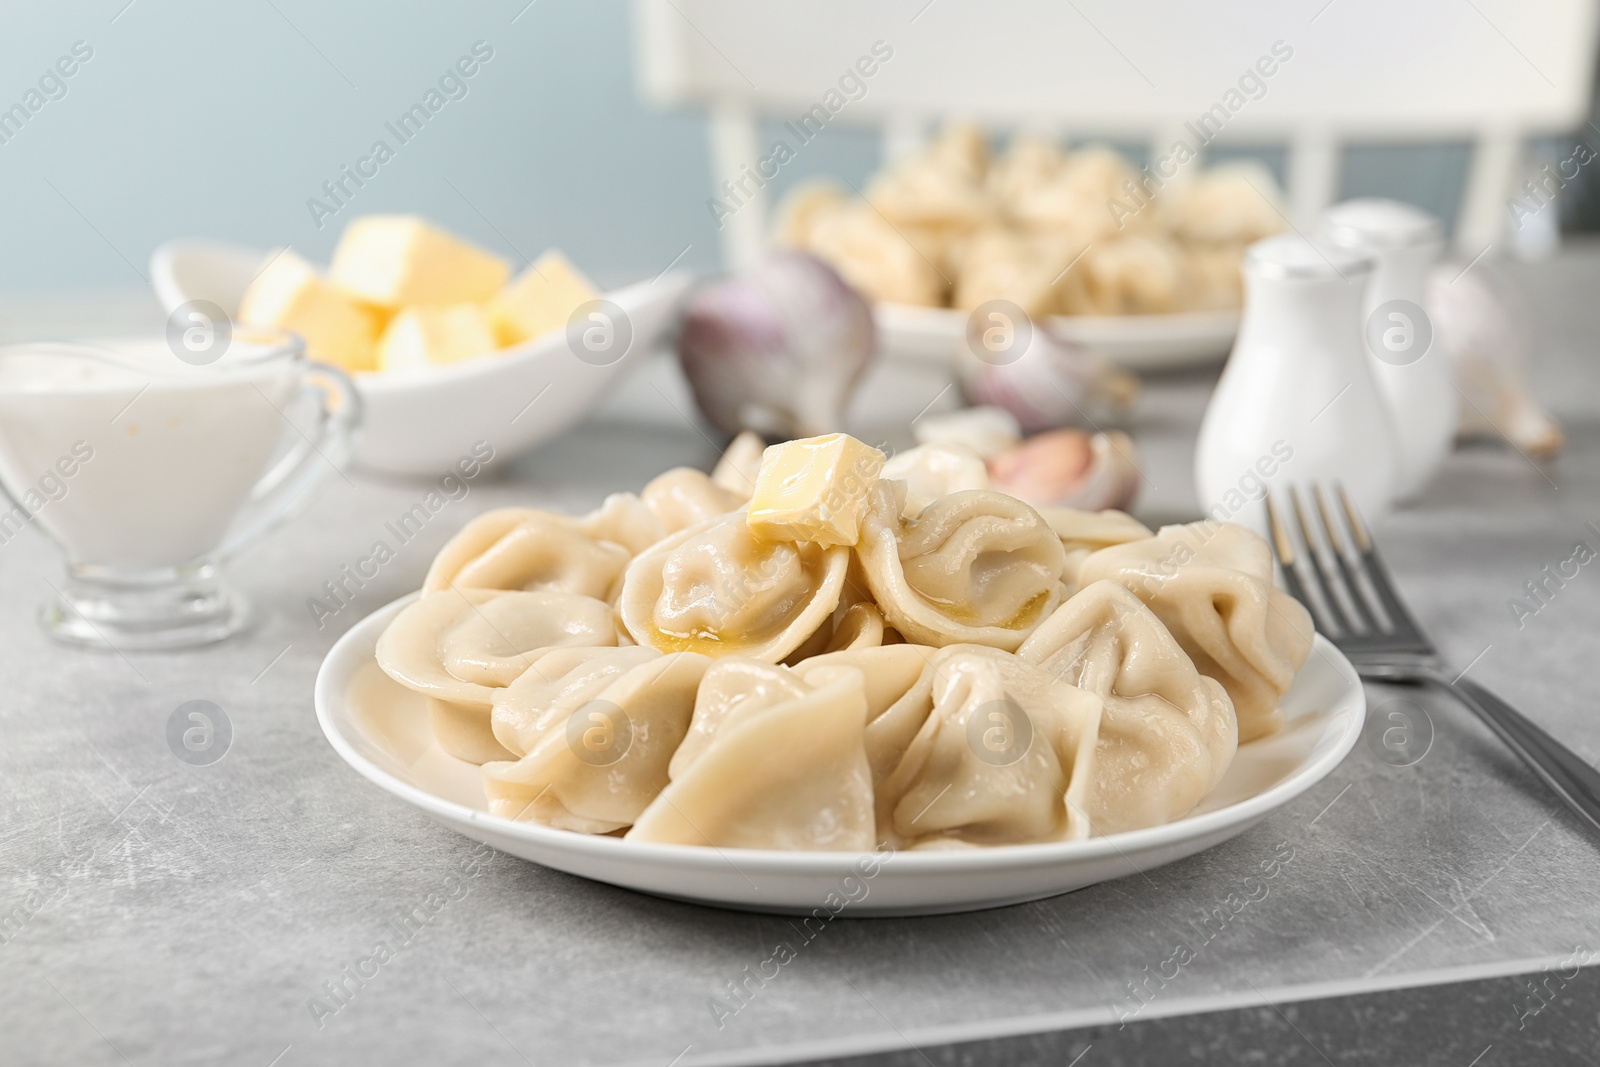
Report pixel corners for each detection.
[376,304,499,371]
[747,434,886,546]
[329,215,510,308]
[487,250,599,346]
[238,250,380,372]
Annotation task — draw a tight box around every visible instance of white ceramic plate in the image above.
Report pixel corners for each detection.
[875,301,1239,372]
[315,595,1364,916]
[149,240,691,477]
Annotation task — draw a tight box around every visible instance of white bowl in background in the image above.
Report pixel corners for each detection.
[150,240,692,477]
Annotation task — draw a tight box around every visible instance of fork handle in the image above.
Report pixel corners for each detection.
[1431,674,1600,837]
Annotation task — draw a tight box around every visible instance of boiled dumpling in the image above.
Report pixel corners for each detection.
[640,467,746,535]
[1064,235,1187,316]
[820,601,892,652]
[867,124,994,229]
[1164,163,1287,247]
[579,492,665,556]
[1077,521,1314,742]
[803,643,931,730]
[618,509,849,660]
[856,482,1067,650]
[628,663,875,850]
[953,226,1088,318]
[1035,506,1153,593]
[798,198,947,307]
[375,588,617,762]
[874,644,1102,847]
[988,134,1068,207]
[481,651,711,832]
[710,431,767,499]
[1020,580,1237,833]
[490,644,662,757]
[423,508,631,601]
[881,443,992,517]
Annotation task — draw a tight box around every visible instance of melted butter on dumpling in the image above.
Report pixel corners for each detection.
[857,482,1067,650]
[618,510,848,661]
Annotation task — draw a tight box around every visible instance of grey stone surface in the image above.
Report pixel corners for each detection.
[3,249,1600,1066]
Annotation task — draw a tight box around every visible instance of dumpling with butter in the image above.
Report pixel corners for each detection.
[1077,521,1314,742]
[1020,581,1237,833]
[375,587,617,763]
[618,510,849,661]
[856,482,1067,650]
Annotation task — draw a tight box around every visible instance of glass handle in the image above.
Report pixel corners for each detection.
[217,361,362,559]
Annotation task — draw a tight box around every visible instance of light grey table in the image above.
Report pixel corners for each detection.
[3,249,1600,1067]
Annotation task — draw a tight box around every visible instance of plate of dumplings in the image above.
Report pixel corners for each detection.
[315,431,1364,915]
[775,126,1288,371]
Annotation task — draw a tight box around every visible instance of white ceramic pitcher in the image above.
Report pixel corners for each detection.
[1196,235,1398,535]
[1323,198,1455,501]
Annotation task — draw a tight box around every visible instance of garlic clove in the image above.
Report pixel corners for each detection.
[1426,260,1563,458]
[912,405,1022,459]
[678,252,876,440]
[986,429,1141,512]
[957,322,1137,433]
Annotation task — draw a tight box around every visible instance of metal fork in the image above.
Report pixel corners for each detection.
[1265,484,1600,836]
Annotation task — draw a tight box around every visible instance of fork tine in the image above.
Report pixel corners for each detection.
[1264,491,1319,619]
[1313,484,1385,633]
[1336,485,1432,645]
[1289,485,1355,635]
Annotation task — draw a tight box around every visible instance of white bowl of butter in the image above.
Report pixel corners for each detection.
[150,220,691,477]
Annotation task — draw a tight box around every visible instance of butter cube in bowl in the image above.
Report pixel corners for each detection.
[150,223,692,476]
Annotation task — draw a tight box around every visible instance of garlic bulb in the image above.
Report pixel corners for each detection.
[912,405,1021,458]
[1426,260,1563,458]
[678,252,876,440]
[957,323,1137,433]
[986,429,1141,512]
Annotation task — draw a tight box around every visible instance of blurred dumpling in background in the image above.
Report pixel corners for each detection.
[793,196,947,307]
[953,226,1088,318]
[1064,234,1189,315]
[987,133,1069,206]
[776,124,1278,318]
[1164,162,1288,247]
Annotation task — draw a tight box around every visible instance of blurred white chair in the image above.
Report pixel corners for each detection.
[633,0,1599,267]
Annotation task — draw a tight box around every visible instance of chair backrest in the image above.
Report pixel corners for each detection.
[634,0,1600,267]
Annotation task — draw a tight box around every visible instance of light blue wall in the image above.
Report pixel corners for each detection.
[0,0,1504,295]
[0,0,731,292]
